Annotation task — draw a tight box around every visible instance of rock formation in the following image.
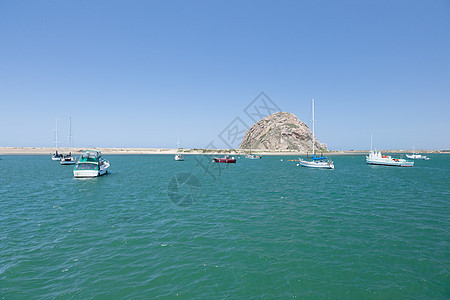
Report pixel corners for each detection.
[239,111,327,152]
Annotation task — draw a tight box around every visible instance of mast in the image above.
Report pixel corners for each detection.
[370,133,373,151]
[68,117,73,149]
[54,118,59,152]
[312,98,315,157]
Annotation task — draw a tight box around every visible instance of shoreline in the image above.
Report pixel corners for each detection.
[0,147,447,156]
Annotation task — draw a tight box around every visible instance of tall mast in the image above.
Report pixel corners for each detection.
[312,98,315,157]
[68,117,72,149]
[55,118,59,151]
[370,133,373,151]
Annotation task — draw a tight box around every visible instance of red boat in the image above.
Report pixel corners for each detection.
[213,155,236,163]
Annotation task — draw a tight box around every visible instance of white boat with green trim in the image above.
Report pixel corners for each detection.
[73,150,110,178]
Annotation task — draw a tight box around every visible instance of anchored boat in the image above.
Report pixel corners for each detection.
[51,118,63,161]
[73,150,110,177]
[60,153,76,165]
[213,155,236,163]
[366,150,414,167]
[174,134,185,161]
[406,147,429,160]
[298,99,334,169]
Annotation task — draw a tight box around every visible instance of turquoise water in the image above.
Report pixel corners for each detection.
[1,154,449,298]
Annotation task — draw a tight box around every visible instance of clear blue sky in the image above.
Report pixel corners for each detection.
[1,0,449,150]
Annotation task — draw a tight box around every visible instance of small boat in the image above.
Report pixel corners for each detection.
[60,153,77,165]
[213,155,236,163]
[406,154,429,160]
[245,154,261,159]
[174,134,185,161]
[244,132,262,159]
[298,99,334,169]
[52,150,63,161]
[299,155,335,169]
[406,147,429,160]
[73,150,110,177]
[366,150,414,167]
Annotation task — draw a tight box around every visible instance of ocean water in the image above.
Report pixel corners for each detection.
[0,154,449,298]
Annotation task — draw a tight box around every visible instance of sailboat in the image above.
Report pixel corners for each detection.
[245,132,261,159]
[174,134,184,161]
[51,118,63,161]
[60,117,77,165]
[298,99,334,169]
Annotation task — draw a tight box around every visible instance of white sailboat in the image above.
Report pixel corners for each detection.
[174,134,184,161]
[298,99,334,169]
[60,117,77,165]
[51,118,63,160]
[245,132,262,159]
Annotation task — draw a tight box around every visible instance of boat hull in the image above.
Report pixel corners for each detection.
[299,159,334,169]
[406,154,429,160]
[213,158,236,163]
[366,160,414,167]
[73,168,108,178]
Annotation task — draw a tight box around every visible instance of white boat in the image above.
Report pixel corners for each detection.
[245,154,261,159]
[73,150,110,177]
[51,118,63,160]
[366,150,414,167]
[406,147,429,160]
[174,134,184,161]
[406,154,429,160]
[60,154,77,165]
[366,136,414,167]
[298,99,334,169]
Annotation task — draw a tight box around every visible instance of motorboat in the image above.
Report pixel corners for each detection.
[213,155,236,163]
[245,154,261,159]
[406,147,429,160]
[60,153,76,165]
[406,153,429,160]
[73,150,110,177]
[366,150,414,167]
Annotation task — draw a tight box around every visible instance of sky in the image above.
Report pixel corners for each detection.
[1,0,449,150]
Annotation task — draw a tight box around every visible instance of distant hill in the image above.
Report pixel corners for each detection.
[239,111,327,152]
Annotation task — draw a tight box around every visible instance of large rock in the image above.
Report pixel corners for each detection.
[239,111,327,152]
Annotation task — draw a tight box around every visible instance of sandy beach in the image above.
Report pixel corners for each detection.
[0,147,446,156]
